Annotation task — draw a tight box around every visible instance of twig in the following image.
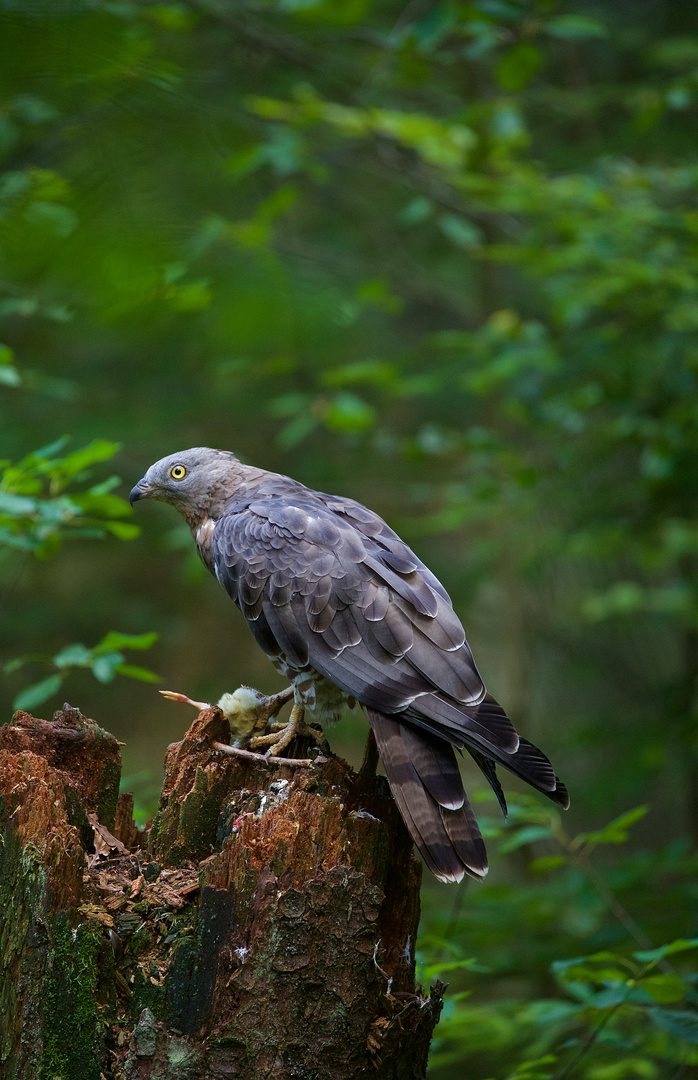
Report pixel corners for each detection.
[551,1001,621,1080]
[212,741,315,768]
[372,939,393,996]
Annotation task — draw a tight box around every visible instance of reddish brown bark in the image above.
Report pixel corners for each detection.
[0,705,444,1080]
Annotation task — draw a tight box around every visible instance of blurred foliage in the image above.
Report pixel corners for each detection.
[1,0,697,1075]
[6,629,160,712]
[0,436,159,705]
[0,436,137,554]
[419,793,698,1077]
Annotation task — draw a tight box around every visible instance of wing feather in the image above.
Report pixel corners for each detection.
[208,472,568,882]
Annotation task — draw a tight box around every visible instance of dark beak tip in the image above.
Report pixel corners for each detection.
[129,484,144,507]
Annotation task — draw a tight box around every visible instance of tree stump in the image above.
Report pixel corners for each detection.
[0,704,444,1079]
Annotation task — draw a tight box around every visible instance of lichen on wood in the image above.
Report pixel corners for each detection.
[0,703,445,1080]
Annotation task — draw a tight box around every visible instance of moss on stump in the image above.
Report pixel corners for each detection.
[0,704,444,1080]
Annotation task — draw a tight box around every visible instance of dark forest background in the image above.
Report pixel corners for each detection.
[2,1,698,1075]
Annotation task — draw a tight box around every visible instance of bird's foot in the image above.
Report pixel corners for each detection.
[249,703,324,757]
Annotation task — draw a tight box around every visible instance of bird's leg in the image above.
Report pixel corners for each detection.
[248,702,323,757]
[160,685,323,757]
[246,685,295,732]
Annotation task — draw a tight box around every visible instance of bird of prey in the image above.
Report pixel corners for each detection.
[131,447,568,883]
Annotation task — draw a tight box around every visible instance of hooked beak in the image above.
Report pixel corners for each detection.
[129,479,153,506]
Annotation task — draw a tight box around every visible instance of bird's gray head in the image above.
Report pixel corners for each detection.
[130,447,240,524]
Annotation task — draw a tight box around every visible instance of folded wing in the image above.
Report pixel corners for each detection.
[211,476,568,882]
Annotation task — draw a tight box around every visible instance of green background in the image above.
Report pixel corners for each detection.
[1,1,698,1075]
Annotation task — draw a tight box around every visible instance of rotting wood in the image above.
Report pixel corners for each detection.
[0,703,445,1080]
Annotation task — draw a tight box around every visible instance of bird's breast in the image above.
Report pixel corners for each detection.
[195,517,216,572]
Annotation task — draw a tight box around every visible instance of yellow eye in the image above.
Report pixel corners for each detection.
[170,464,187,480]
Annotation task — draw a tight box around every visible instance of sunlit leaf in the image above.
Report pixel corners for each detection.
[648,1008,698,1043]
[634,939,698,964]
[528,855,568,874]
[95,631,159,653]
[545,15,607,39]
[575,806,649,847]
[114,664,161,683]
[91,652,125,682]
[499,825,553,854]
[53,643,93,668]
[637,974,687,1004]
[496,44,542,92]
[13,674,63,712]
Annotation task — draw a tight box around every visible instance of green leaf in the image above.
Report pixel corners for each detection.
[499,825,553,854]
[104,521,141,540]
[4,656,28,674]
[648,1008,698,1044]
[114,664,161,683]
[323,392,375,433]
[69,492,131,518]
[13,674,63,712]
[23,200,77,237]
[634,939,698,964]
[557,963,632,986]
[23,437,69,463]
[398,196,433,226]
[94,631,159,654]
[638,974,687,1004]
[545,15,607,40]
[52,643,93,668]
[438,213,483,249]
[0,491,37,516]
[576,805,648,846]
[505,1054,558,1080]
[0,527,40,551]
[91,651,124,683]
[87,475,121,496]
[54,440,120,481]
[496,43,542,92]
[586,983,652,1008]
[421,958,478,980]
[528,855,568,874]
[0,365,21,387]
[552,952,628,979]
[277,413,318,449]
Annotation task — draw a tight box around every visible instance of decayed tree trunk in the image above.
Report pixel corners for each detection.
[0,704,444,1080]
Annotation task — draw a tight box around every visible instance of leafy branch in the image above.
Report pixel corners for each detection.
[0,436,139,558]
[5,630,160,712]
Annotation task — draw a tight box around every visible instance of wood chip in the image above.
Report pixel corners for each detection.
[87,812,130,857]
[129,874,144,900]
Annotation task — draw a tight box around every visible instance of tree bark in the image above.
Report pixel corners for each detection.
[0,704,444,1080]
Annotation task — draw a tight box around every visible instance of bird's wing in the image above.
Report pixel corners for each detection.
[211,479,567,881]
[211,480,495,721]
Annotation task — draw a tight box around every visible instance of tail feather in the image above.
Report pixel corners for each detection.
[367,710,488,883]
[400,724,465,810]
[412,692,520,754]
[406,693,569,809]
[465,747,508,817]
